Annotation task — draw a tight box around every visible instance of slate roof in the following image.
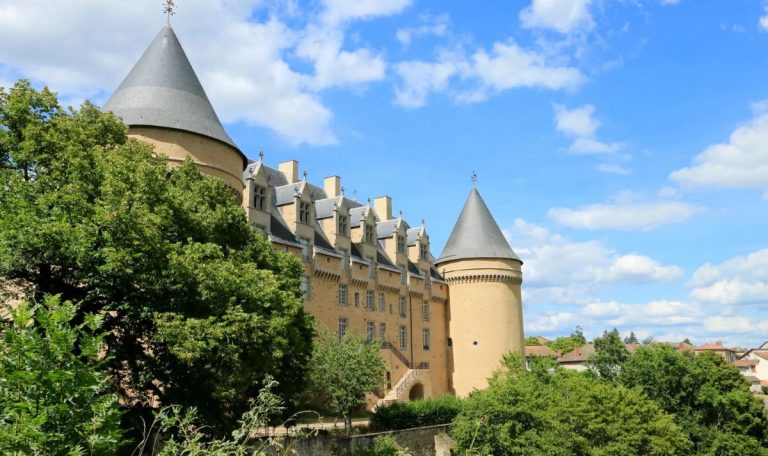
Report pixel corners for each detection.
[104,24,244,165]
[436,187,520,264]
[406,227,422,246]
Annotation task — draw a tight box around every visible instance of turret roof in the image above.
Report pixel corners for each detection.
[104,24,244,161]
[436,186,520,264]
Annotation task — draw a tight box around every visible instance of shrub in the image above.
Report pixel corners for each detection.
[354,435,411,456]
[370,395,462,431]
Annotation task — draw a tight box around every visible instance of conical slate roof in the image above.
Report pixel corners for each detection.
[104,24,242,156]
[436,187,521,264]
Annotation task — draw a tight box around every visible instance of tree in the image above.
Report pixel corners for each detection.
[308,329,386,434]
[624,331,639,344]
[549,327,587,355]
[0,295,123,455]
[0,81,314,433]
[524,336,544,346]
[591,328,630,381]
[451,365,690,455]
[620,345,768,454]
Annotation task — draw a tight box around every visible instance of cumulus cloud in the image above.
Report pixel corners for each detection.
[527,312,578,332]
[760,7,768,31]
[394,41,583,108]
[320,0,412,25]
[553,104,624,154]
[519,0,594,34]
[395,14,449,46]
[688,248,768,306]
[597,164,631,175]
[547,200,700,230]
[669,111,768,195]
[703,316,768,334]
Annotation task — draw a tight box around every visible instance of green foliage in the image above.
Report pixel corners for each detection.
[370,395,462,431]
[0,80,314,432]
[524,336,543,346]
[0,295,123,455]
[135,377,311,456]
[451,367,690,456]
[620,345,768,454]
[549,327,586,355]
[624,331,639,344]
[590,328,629,381]
[354,435,412,456]
[308,329,386,434]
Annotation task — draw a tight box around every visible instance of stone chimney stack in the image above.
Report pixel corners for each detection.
[374,196,392,221]
[324,176,341,198]
[279,160,299,184]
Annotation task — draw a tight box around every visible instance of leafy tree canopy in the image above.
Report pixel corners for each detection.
[0,81,313,432]
[308,329,386,434]
[590,328,630,381]
[452,362,690,455]
[549,326,587,355]
[0,295,123,455]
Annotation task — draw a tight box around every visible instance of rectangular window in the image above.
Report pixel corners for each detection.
[399,296,407,318]
[354,292,360,308]
[300,276,310,300]
[397,235,405,253]
[423,328,431,351]
[378,293,385,312]
[400,266,407,285]
[379,323,386,341]
[298,237,311,260]
[299,201,311,225]
[364,224,375,244]
[368,256,376,278]
[422,301,430,321]
[338,215,348,236]
[420,242,428,260]
[399,325,408,350]
[340,249,349,271]
[366,291,374,311]
[338,284,347,306]
[253,185,266,211]
[338,318,348,341]
[366,321,375,343]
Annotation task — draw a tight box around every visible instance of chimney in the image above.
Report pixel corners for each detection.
[324,176,341,198]
[279,160,299,184]
[374,196,392,221]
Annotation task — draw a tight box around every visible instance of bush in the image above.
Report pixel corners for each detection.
[370,395,462,431]
[354,435,411,456]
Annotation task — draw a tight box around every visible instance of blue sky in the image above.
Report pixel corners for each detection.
[1,0,767,347]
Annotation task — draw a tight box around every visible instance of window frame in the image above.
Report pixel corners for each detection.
[338,284,348,306]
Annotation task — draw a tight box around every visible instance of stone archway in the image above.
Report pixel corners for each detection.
[408,382,425,401]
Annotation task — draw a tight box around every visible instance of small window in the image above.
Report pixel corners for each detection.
[354,292,360,308]
[299,201,311,225]
[298,238,311,260]
[396,235,405,254]
[419,242,428,260]
[340,249,349,271]
[338,284,348,306]
[378,293,386,312]
[366,321,375,343]
[300,276,310,300]
[399,325,408,350]
[399,296,407,318]
[364,224,375,244]
[400,266,407,285]
[338,214,348,236]
[379,322,386,341]
[253,185,266,211]
[338,318,348,341]
[422,301,430,321]
[366,291,374,311]
[423,328,431,351]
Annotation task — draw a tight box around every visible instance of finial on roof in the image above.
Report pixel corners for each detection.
[399,209,403,219]
[367,197,372,206]
[471,170,478,186]
[163,0,176,22]
[341,186,345,196]
[259,150,264,162]
[353,189,358,202]
[303,170,308,181]
[421,218,426,227]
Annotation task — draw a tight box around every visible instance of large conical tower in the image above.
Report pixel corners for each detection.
[436,186,524,396]
[104,24,247,192]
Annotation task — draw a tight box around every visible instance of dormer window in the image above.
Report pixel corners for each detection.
[338,214,348,236]
[364,224,375,244]
[299,201,311,225]
[253,185,266,211]
[419,242,428,260]
[396,235,405,254]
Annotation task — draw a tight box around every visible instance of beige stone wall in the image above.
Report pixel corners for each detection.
[129,126,245,192]
[440,258,523,397]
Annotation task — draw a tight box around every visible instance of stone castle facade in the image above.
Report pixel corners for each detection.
[104,24,525,401]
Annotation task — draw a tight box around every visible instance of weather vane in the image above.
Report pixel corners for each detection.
[163,0,176,21]
[471,170,478,185]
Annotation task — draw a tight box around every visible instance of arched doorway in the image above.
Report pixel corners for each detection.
[408,382,424,401]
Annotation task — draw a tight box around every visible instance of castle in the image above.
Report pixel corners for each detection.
[104,23,524,401]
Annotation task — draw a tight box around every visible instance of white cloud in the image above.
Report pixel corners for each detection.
[599,254,684,284]
[394,41,583,108]
[703,316,768,334]
[669,111,768,194]
[320,0,412,25]
[688,248,768,306]
[584,300,621,317]
[520,0,594,34]
[395,14,449,46]
[553,104,624,154]
[690,280,768,305]
[661,0,681,5]
[527,312,578,332]
[760,6,768,31]
[607,300,701,327]
[547,200,700,230]
[597,164,631,175]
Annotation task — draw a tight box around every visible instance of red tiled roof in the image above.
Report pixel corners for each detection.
[751,350,768,361]
[625,343,640,353]
[558,344,595,363]
[525,345,558,357]
[734,359,759,367]
[696,343,735,352]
